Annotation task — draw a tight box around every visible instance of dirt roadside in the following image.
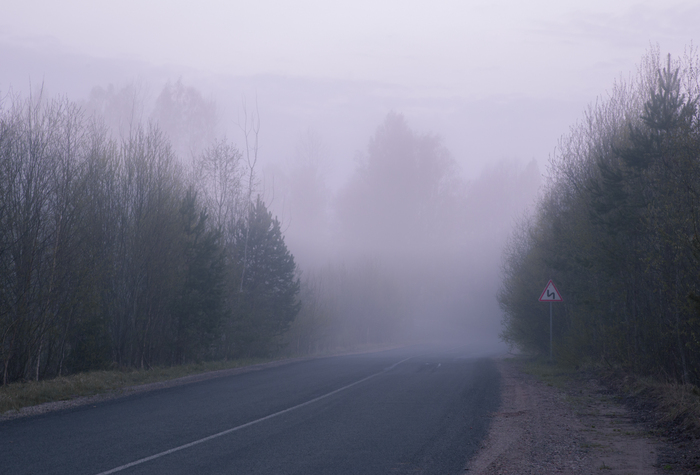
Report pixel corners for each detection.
[466,357,698,474]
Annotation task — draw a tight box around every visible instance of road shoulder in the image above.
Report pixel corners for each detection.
[0,357,306,422]
[466,357,663,474]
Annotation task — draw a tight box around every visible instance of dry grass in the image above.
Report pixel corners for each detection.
[0,344,399,416]
[519,355,700,438]
[520,356,578,389]
[660,383,700,434]
[0,357,271,415]
[615,373,700,437]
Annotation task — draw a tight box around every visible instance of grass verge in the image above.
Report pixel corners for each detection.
[0,344,403,417]
[0,357,273,415]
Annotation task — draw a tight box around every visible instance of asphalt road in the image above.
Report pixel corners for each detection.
[1,346,501,475]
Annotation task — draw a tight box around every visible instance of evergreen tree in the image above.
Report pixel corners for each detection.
[230,196,300,356]
[172,189,226,364]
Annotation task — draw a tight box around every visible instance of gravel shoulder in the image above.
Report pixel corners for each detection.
[466,356,665,474]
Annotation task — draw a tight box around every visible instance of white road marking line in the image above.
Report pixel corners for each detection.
[94,356,413,475]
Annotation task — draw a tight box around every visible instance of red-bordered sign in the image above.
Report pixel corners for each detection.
[539,280,563,302]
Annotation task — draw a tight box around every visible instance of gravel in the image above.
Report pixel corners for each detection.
[466,357,663,474]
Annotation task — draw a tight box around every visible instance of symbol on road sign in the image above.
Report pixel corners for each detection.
[539,280,563,302]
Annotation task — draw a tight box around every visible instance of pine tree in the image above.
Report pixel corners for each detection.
[172,189,226,364]
[230,196,300,356]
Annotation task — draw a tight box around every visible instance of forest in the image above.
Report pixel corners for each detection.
[500,48,700,386]
[0,76,540,384]
[0,86,300,384]
[0,76,540,385]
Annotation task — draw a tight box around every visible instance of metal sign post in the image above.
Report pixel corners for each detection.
[539,280,563,362]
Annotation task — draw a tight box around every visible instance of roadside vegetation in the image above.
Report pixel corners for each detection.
[1,77,540,395]
[0,83,300,386]
[521,355,700,445]
[0,341,403,415]
[0,356,272,414]
[500,45,700,388]
[513,354,700,472]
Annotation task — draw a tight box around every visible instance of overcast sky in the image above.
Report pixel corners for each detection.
[3,1,697,99]
[1,1,698,184]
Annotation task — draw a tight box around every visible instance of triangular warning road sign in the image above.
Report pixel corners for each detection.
[539,280,563,302]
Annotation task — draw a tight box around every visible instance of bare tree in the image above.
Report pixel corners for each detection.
[236,97,260,292]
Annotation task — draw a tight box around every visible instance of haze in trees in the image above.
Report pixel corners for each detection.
[500,48,700,385]
[337,112,458,256]
[84,81,149,140]
[284,112,540,352]
[151,78,218,162]
[0,91,299,383]
[277,129,332,268]
[3,4,697,391]
[228,196,300,357]
[0,72,543,382]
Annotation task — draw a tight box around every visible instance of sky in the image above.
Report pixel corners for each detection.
[0,1,697,182]
[2,1,697,98]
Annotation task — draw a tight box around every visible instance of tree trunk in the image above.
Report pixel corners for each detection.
[35,337,43,382]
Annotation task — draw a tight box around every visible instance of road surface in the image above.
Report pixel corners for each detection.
[1,346,500,474]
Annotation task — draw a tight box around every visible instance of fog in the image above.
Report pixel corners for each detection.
[1,0,695,355]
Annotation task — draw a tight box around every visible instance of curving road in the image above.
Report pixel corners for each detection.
[1,346,500,475]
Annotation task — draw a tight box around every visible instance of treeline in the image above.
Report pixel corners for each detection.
[500,48,700,385]
[0,91,299,384]
[0,79,542,383]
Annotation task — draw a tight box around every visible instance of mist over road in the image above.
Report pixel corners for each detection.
[1,347,500,475]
